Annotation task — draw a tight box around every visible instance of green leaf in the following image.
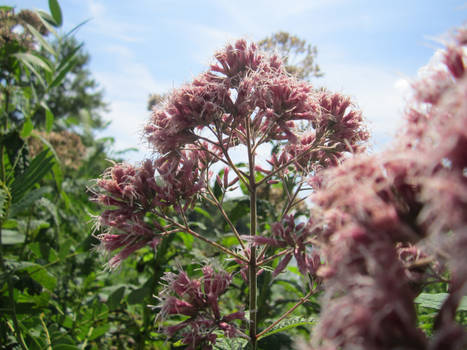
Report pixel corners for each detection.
[127,286,151,305]
[214,337,248,349]
[88,324,110,341]
[41,102,54,132]
[14,52,52,72]
[415,293,467,311]
[9,187,51,217]
[1,130,29,179]
[48,0,63,26]
[257,317,315,340]
[36,10,58,37]
[1,229,25,245]
[178,231,194,249]
[10,149,55,203]
[21,118,34,138]
[107,286,125,310]
[2,219,18,229]
[26,264,57,290]
[229,198,250,225]
[53,345,80,350]
[193,206,213,221]
[25,23,55,56]
[49,43,83,89]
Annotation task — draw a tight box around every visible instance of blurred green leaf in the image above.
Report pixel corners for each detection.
[26,264,57,290]
[1,229,25,245]
[49,43,83,89]
[25,23,55,56]
[257,316,315,340]
[127,286,151,305]
[14,52,52,72]
[21,118,34,138]
[107,286,125,310]
[9,187,51,217]
[53,345,80,350]
[415,293,467,311]
[10,150,55,203]
[88,324,110,341]
[42,103,55,132]
[48,0,63,26]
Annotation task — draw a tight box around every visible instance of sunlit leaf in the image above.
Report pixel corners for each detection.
[415,293,467,311]
[257,316,315,340]
[21,118,34,138]
[1,229,25,245]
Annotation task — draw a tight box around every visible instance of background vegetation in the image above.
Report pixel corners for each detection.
[0,2,465,350]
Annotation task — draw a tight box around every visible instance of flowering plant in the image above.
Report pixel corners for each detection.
[92,27,466,350]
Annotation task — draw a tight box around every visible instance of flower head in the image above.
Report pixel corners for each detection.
[157,266,245,349]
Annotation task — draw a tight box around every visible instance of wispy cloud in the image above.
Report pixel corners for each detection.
[83,0,145,43]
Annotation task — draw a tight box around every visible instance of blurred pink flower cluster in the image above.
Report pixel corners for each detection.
[305,26,467,350]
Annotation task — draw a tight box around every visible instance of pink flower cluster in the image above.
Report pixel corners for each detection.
[92,151,206,267]
[245,215,321,278]
[304,26,467,350]
[145,39,368,175]
[157,266,246,350]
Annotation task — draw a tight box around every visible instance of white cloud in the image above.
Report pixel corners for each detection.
[84,0,144,42]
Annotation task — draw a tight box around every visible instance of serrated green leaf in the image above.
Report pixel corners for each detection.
[415,293,467,311]
[214,337,248,350]
[257,317,315,340]
[48,0,63,26]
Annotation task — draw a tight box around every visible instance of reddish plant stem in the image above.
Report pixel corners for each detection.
[205,184,247,252]
[160,213,249,263]
[257,248,293,267]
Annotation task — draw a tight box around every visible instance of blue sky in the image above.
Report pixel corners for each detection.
[14,0,467,160]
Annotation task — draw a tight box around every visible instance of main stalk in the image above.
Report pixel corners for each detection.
[246,117,258,350]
